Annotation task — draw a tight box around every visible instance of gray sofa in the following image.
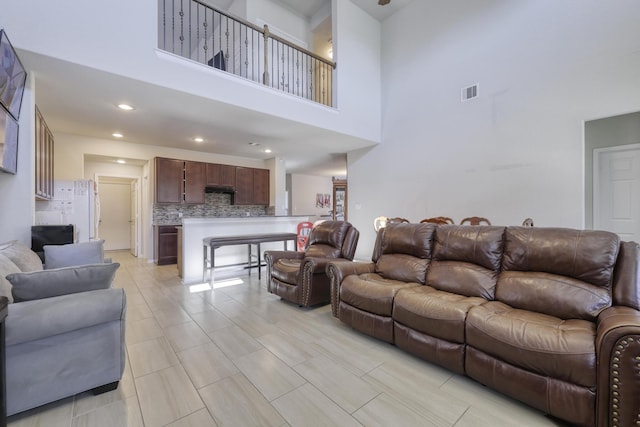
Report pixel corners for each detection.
[0,240,126,416]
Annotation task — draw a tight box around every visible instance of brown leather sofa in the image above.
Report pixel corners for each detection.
[264,220,359,307]
[327,223,640,427]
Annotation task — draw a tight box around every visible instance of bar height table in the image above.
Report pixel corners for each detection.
[203,232,297,283]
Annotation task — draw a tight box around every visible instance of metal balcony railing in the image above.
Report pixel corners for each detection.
[159,0,336,107]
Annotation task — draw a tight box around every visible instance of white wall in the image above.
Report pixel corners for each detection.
[348,0,640,260]
[290,173,333,217]
[0,74,35,245]
[247,0,310,46]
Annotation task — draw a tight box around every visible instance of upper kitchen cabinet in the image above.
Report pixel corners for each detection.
[234,166,269,205]
[234,167,253,205]
[253,168,269,205]
[155,157,183,204]
[184,161,206,204]
[35,106,54,200]
[205,163,236,187]
[155,157,206,204]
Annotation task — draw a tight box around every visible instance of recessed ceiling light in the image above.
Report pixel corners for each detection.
[264,149,272,153]
[194,137,204,143]
[249,142,260,146]
[112,132,123,138]
[117,104,135,111]
[116,159,126,164]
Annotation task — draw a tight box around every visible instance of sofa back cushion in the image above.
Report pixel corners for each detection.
[428,225,505,299]
[307,221,350,250]
[374,223,435,284]
[305,244,341,259]
[305,221,355,259]
[497,227,620,320]
[0,240,43,272]
[0,253,20,303]
[43,240,105,269]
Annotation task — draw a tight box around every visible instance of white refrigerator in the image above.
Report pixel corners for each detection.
[35,179,99,243]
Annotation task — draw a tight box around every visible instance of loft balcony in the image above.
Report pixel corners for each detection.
[158,0,336,107]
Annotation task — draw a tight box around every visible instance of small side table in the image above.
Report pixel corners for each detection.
[0,296,7,427]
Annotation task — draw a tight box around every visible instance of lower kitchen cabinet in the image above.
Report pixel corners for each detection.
[155,225,178,265]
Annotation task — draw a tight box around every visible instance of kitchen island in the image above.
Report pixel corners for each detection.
[181,216,309,284]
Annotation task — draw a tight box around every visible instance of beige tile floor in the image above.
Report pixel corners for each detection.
[8,251,571,427]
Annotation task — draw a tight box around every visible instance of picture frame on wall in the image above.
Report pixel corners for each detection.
[0,104,19,174]
[0,29,27,120]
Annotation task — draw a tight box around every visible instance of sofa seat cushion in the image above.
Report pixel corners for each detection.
[393,286,487,343]
[466,301,596,388]
[272,259,301,284]
[341,273,421,316]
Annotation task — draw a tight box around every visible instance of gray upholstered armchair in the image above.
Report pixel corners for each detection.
[264,221,359,307]
[0,240,126,416]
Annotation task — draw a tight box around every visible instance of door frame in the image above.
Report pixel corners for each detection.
[593,143,640,233]
[94,173,142,256]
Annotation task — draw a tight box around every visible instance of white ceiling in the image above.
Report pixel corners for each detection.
[23,0,412,176]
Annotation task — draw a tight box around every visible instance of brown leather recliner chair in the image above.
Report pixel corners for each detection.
[264,221,359,307]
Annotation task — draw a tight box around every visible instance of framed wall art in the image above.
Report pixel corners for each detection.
[0,29,27,120]
[0,105,19,174]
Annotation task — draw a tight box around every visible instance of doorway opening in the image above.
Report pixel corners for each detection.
[585,110,640,242]
[95,174,141,256]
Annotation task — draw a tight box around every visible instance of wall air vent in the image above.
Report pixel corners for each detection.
[461,84,479,102]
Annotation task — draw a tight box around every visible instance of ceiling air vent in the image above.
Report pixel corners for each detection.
[461,84,479,102]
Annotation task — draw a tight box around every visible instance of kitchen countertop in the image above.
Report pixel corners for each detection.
[153,215,311,226]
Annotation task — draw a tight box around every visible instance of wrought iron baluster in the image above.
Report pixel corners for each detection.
[179,0,184,55]
[244,27,249,78]
[203,8,208,62]
[162,0,166,49]
[225,17,230,75]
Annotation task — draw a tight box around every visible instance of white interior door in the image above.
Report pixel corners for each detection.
[99,181,131,250]
[130,180,138,256]
[594,144,640,242]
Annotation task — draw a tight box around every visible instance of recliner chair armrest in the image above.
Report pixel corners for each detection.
[264,250,304,266]
[326,260,375,317]
[595,305,640,427]
[302,256,336,274]
[6,288,126,346]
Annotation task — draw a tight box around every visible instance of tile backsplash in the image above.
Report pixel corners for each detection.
[153,193,270,224]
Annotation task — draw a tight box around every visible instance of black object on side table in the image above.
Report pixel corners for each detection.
[0,296,7,427]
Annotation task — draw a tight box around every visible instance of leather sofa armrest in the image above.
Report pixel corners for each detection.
[596,306,640,427]
[6,288,126,346]
[326,260,375,317]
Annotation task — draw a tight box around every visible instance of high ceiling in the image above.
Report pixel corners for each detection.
[24,0,412,176]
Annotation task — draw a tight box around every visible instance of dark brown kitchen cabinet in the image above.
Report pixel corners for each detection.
[234,167,254,205]
[155,157,183,203]
[234,167,270,205]
[184,161,206,204]
[35,106,54,200]
[206,163,236,187]
[253,168,270,205]
[155,225,178,265]
[155,158,206,204]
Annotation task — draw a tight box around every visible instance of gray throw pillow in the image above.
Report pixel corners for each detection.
[0,253,20,303]
[0,240,43,272]
[44,240,105,269]
[7,262,120,302]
